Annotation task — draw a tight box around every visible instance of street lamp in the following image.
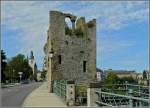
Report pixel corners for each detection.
[13,69,15,83]
[48,49,54,93]
[18,72,23,83]
[49,51,54,58]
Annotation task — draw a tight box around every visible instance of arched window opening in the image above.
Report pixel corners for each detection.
[65,17,72,29]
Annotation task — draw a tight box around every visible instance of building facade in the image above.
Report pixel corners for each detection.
[104,69,137,79]
[44,11,97,92]
[96,68,104,81]
[37,72,42,81]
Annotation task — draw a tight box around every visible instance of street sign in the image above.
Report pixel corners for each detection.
[18,72,23,75]
[18,72,23,83]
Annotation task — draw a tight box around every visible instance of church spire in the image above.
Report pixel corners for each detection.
[30,50,34,59]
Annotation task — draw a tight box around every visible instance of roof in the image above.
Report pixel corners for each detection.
[96,68,103,72]
[104,70,135,74]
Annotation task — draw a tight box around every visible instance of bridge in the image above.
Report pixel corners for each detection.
[51,80,149,107]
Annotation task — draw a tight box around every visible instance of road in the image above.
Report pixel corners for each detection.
[1,82,42,107]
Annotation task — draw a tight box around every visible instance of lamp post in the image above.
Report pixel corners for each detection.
[49,51,54,58]
[13,69,15,83]
[18,72,23,83]
[48,50,54,93]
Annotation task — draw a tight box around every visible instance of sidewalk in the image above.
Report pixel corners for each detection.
[22,82,67,107]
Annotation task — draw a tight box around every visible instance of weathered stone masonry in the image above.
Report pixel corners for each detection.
[44,11,96,88]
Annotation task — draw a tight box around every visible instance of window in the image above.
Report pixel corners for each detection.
[65,40,68,45]
[83,61,86,72]
[59,55,61,64]
[65,18,72,29]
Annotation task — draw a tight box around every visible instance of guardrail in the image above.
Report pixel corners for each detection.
[101,83,149,98]
[95,89,149,107]
[53,80,67,99]
[53,80,75,106]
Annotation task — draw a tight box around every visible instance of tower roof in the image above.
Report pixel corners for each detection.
[30,50,34,59]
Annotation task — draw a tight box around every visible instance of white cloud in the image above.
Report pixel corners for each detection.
[1,1,148,70]
[1,1,65,69]
[97,37,136,56]
[119,51,148,71]
[73,1,148,30]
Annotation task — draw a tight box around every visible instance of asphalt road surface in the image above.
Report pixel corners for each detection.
[2,82,42,107]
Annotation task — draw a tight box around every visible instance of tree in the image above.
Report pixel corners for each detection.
[22,58,32,81]
[104,72,119,85]
[5,54,33,83]
[41,70,46,80]
[118,76,137,84]
[143,70,147,80]
[1,50,7,83]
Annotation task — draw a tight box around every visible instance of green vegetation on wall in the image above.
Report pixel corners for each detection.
[65,26,84,37]
[75,84,87,97]
[87,21,95,28]
[65,26,72,36]
[74,28,84,37]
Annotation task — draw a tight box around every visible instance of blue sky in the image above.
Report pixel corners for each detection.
[1,1,149,72]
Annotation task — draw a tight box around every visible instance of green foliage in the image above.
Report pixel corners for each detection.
[118,76,137,84]
[87,21,95,28]
[65,26,72,35]
[65,26,84,37]
[3,53,33,83]
[74,28,84,37]
[34,73,37,81]
[29,74,34,81]
[29,72,37,81]
[104,72,119,85]
[143,70,147,80]
[41,70,46,80]
[1,50,7,83]
[75,84,87,97]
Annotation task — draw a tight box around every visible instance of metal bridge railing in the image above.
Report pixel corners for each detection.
[53,80,67,99]
[95,89,149,107]
[101,83,149,98]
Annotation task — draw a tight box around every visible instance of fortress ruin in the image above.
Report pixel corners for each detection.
[44,11,96,92]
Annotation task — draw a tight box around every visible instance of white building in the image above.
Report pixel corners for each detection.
[37,72,42,81]
[96,68,104,81]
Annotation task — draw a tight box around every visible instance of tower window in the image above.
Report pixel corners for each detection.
[59,55,61,64]
[83,61,86,72]
[65,40,68,45]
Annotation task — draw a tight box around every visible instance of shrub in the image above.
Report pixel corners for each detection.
[87,22,95,28]
[74,28,84,37]
[65,26,84,37]
[65,26,72,36]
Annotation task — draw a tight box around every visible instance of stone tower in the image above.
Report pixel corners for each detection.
[28,51,37,75]
[44,11,96,87]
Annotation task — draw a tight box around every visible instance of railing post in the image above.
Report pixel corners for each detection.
[128,89,133,108]
[138,85,142,107]
[139,101,142,107]
[125,81,128,95]
[87,82,100,107]
[66,80,75,106]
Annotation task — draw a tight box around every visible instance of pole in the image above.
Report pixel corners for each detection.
[18,72,22,83]
[129,89,133,108]
[13,69,15,83]
[125,81,128,95]
[11,68,13,83]
[20,75,21,83]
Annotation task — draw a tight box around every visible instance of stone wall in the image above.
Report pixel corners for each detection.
[45,11,96,84]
